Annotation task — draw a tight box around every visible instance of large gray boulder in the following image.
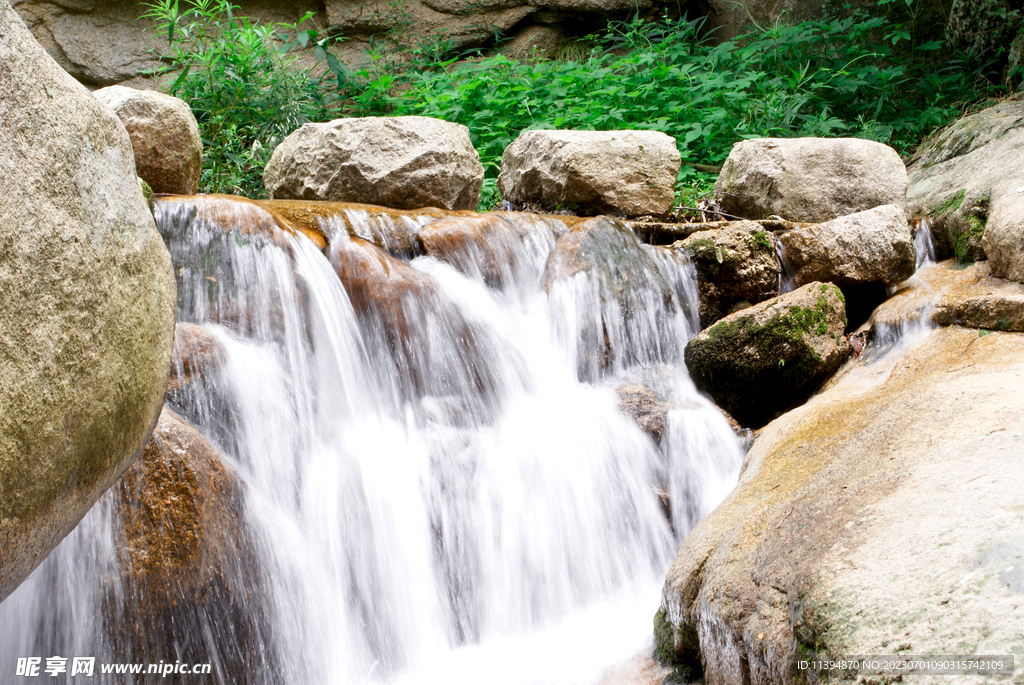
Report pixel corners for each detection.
[94,85,203,195]
[777,204,916,287]
[659,326,1024,685]
[906,97,1024,268]
[264,116,484,211]
[0,1,176,602]
[715,137,908,223]
[983,183,1024,282]
[497,130,681,217]
[672,222,780,326]
[684,282,849,428]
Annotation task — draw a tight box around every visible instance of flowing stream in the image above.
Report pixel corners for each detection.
[0,199,744,684]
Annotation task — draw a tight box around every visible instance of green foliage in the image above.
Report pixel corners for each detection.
[143,0,335,196]
[335,13,1000,209]
[146,3,1002,207]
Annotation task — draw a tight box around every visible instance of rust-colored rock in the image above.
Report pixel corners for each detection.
[109,407,271,678]
[168,323,225,393]
[420,212,569,288]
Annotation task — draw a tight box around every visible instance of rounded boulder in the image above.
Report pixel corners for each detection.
[93,84,203,195]
[264,116,484,211]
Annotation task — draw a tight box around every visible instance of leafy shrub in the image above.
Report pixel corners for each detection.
[143,0,335,196]
[145,2,1002,208]
[340,12,1000,209]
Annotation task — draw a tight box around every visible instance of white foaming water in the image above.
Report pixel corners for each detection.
[0,198,743,684]
[914,219,937,270]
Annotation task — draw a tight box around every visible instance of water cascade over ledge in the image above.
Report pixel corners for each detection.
[0,197,744,685]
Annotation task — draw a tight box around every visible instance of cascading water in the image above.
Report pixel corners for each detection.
[0,197,743,684]
[913,218,936,270]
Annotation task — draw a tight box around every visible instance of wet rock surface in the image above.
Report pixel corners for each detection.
[659,326,1024,685]
[868,259,1024,333]
[544,217,683,380]
[93,85,203,195]
[684,282,850,428]
[498,130,681,217]
[715,137,908,223]
[777,204,916,288]
[672,221,780,326]
[110,407,271,682]
[0,1,176,603]
[263,116,484,211]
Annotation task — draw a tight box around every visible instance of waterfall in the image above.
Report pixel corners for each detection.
[914,218,936,270]
[0,197,743,684]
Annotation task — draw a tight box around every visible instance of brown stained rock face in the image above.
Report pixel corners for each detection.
[114,408,243,613]
[255,198,481,260]
[867,259,1024,334]
[616,382,671,444]
[330,236,502,414]
[715,137,908,223]
[498,130,681,217]
[684,282,850,428]
[263,116,485,211]
[419,212,569,288]
[332,236,436,345]
[93,85,203,195]
[109,407,272,680]
[777,204,917,288]
[673,222,780,326]
[0,1,176,603]
[168,323,225,393]
[659,327,1024,684]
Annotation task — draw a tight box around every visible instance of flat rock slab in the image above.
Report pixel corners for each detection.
[498,129,681,217]
[715,137,907,223]
[659,326,1024,684]
[868,260,1024,333]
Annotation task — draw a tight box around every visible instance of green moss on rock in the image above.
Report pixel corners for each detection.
[685,282,850,428]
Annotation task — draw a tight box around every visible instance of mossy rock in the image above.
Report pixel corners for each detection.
[684,282,850,428]
[674,221,780,326]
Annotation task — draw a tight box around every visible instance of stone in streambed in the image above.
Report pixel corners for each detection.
[715,137,908,223]
[110,407,269,682]
[263,116,484,211]
[497,129,681,217]
[777,204,916,288]
[0,1,176,603]
[672,222,780,326]
[684,282,850,428]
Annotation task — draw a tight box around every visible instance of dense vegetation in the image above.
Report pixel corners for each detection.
[145,0,1004,207]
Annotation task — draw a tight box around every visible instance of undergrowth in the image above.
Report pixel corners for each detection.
[145,1,1004,206]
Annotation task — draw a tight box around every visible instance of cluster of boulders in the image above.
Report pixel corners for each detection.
[264,116,684,217]
[655,106,1024,685]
